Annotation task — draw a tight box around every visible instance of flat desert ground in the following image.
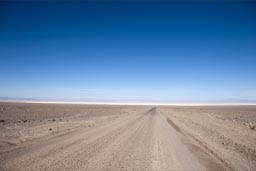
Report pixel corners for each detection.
[0,103,256,170]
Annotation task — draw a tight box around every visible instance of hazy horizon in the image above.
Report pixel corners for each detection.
[1,96,256,105]
[1,1,256,102]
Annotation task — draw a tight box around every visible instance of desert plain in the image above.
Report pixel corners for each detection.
[0,102,256,170]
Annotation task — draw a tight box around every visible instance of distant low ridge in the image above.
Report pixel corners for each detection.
[1,97,256,106]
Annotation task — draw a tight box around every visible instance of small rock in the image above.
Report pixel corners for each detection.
[49,128,52,131]
[0,119,5,123]
[88,124,94,127]
[222,142,226,145]
[52,118,56,122]
[23,120,27,123]
[249,123,255,130]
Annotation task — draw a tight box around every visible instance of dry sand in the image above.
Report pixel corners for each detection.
[0,102,255,170]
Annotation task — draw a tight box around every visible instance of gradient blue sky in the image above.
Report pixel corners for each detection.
[1,1,256,102]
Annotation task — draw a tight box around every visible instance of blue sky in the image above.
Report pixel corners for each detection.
[1,2,256,102]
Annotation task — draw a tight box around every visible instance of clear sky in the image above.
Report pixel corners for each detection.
[1,1,256,102]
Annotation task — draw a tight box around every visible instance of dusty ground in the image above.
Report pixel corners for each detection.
[0,103,255,170]
[0,103,148,147]
[159,106,256,170]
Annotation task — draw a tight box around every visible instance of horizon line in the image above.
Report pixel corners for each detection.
[1,99,256,106]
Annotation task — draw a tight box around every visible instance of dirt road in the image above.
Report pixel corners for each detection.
[0,107,228,170]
